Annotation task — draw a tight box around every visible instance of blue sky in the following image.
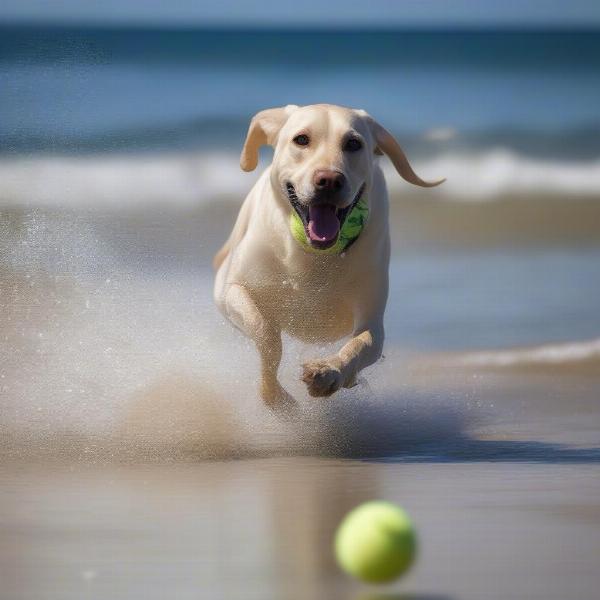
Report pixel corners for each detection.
[2,0,600,27]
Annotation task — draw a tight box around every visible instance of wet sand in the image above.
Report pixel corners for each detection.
[2,457,599,600]
[2,356,599,600]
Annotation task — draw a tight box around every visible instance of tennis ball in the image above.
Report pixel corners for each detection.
[334,501,417,584]
[289,196,369,255]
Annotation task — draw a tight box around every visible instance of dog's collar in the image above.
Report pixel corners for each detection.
[289,196,369,255]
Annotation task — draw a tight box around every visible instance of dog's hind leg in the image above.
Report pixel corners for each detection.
[224,284,295,409]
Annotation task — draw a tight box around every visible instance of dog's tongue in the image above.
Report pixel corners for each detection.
[308,205,340,243]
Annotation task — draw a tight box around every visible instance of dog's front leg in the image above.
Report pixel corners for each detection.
[302,321,384,397]
[224,284,294,408]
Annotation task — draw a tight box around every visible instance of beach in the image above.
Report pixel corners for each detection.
[2,178,600,598]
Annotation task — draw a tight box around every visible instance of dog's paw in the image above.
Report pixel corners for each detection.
[301,359,344,398]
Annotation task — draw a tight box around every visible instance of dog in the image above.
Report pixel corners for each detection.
[213,104,443,407]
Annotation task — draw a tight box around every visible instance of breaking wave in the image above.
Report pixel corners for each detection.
[1,149,600,210]
[452,338,600,373]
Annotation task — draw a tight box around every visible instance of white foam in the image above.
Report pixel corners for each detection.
[385,149,600,200]
[455,338,600,368]
[2,149,600,210]
[0,152,259,209]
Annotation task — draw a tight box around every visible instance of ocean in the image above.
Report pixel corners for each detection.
[2,26,600,205]
[1,25,600,600]
[2,26,600,153]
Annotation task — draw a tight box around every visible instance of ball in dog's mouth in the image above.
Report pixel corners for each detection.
[286,183,365,250]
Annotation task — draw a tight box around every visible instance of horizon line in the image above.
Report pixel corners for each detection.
[2,20,600,32]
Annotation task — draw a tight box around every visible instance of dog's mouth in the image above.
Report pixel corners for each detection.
[286,183,365,250]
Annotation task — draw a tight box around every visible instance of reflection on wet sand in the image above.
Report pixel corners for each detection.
[268,461,377,600]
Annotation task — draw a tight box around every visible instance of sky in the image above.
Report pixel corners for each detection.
[2,0,600,27]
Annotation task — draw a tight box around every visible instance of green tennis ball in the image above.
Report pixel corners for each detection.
[334,501,417,584]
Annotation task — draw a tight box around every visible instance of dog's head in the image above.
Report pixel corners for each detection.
[240,104,444,250]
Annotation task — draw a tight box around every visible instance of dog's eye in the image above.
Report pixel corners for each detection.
[293,134,310,146]
[344,137,363,152]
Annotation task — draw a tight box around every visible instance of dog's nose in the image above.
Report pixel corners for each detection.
[313,170,345,193]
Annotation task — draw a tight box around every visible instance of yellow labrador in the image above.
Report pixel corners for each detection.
[214,104,443,407]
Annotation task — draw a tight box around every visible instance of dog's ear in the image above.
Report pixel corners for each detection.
[359,111,445,188]
[240,105,299,172]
